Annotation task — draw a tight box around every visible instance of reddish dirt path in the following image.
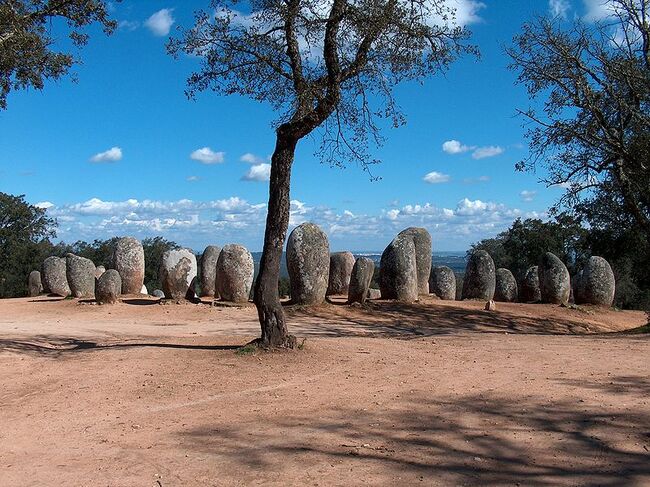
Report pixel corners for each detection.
[1,296,648,486]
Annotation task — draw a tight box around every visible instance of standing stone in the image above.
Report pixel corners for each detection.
[327,251,356,295]
[286,223,330,305]
[576,256,615,306]
[200,245,221,298]
[462,250,496,301]
[348,257,375,304]
[216,244,254,303]
[495,268,518,302]
[152,289,165,298]
[379,233,418,302]
[367,288,381,300]
[28,271,43,297]
[96,269,121,305]
[42,256,70,297]
[95,265,106,279]
[538,252,571,304]
[160,248,197,300]
[521,266,541,303]
[429,266,456,301]
[397,227,432,295]
[113,237,145,295]
[66,253,95,298]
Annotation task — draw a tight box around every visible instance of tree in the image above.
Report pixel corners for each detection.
[170,0,476,347]
[0,0,116,109]
[507,1,650,237]
[0,193,56,297]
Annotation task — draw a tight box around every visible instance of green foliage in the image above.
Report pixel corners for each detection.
[142,237,181,292]
[278,277,291,298]
[0,193,56,297]
[0,0,117,110]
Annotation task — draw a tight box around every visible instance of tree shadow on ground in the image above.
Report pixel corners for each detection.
[180,379,650,485]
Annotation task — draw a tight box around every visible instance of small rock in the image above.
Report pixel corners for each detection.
[28,270,43,297]
[485,300,496,311]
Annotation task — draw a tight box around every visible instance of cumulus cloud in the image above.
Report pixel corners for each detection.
[520,190,537,202]
[549,0,571,18]
[423,171,451,184]
[145,8,175,36]
[90,147,122,163]
[240,153,268,164]
[442,139,474,154]
[242,163,271,182]
[463,175,490,184]
[190,147,225,164]
[35,201,54,209]
[118,20,139,31]
[186,176,200,182]
[472,146,504,159]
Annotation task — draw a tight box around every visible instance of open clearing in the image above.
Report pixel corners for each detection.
[1,296,649,486]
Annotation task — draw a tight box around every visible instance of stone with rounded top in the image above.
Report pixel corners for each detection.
[538,252,571,304]
[495,268,518,302]
[216,244,254,303]
[327,251,356,296]
[113,237,145,295]
[521,266,541,303]
[66,253,96,298]
[28,270,43,297]
[152,289,165,298]
[462,250,496,301]
[200,245,222,298]
[348,257,375,304]
[96,269,121,305]
[575,256,615,307]
[397,227,432,295]
[42,256,70,297]
[160,248,197,300]
[380,233,418,303]
[429,265,456,300]
[287,223,330,305]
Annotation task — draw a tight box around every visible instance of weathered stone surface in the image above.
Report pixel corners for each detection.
[160,248,197,300]
[199,245,221,298]
[113,237,145,295]
[95,266,106,279]
[495,268,518,302]
[152,289,165,298]
[367,288,381,300]
[429,266,456,301]
[521,266,541,303]
[379,233,418,302]
[576,256,615,307]
[398,227,432,295]
[539,252,571,304]
[216,244,254,303]
[286,223,330,305]
[141,284,148,295]
[462,250,496,301]
[66,253,95,298]
[95,269,121,304]
[42,256,70,297]
[485,300,496,311]
[327,251,356,295]
[347,257,375,304]
[28,270,43,297]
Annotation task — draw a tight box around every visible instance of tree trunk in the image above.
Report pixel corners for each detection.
[253,130,298,348]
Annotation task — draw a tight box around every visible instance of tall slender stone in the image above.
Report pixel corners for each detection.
[379,233,418,302]
[348,257,375,304]
[397,227,432,295]
[200,245,221,298]
[113,237,145,295]
[462,250,496,300]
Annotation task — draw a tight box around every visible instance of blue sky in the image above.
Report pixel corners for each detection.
[0,0,605,251]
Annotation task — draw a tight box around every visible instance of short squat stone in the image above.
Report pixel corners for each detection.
[429,266,456,300]
[216,244,254,303]
[494,268,518,302]
[462,250,496,301]
[348,257,375,304]
[286,223,330,305]
[327,251,356,296]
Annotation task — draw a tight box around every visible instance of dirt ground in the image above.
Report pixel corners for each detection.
[1,295,648,486]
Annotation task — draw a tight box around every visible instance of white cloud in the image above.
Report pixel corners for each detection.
[583,0,616,21]
[423,171,451,184]
[90,147,122,163]
[242,163,271,182]
[240,153,268,164]
[35,201,54,209]
[472,146,504,159]
[186,176,200,182]
[442,139,474,154]
[449,0,486,26]
[190,147,225,164]
[520,190,537,202]
[145,8,175,36]
[386,209,400,220]
[118,20,139,31]
[549,0,571,18]
[463,175,490,184]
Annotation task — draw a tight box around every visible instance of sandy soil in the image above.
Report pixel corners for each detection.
[1,295,648,486]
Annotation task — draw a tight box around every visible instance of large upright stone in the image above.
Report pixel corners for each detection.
[429,266,456,300]
[397,227,432,295]
[113,237,145,295]
[200,245,221,298]
[327,251,356,295]
[379,233,418,302]
[216,244,254,303]
[521,266,541,303]
[462,250,496,300]
[286,223,330,305]
[539,252,571,304]
[42,256,70,297]
[28,270,43,297]
[348,257,375,304]
[95,269,121,305]
[160,248,197,300]
[495,268,518,302]
[66,253,95,298]
[576,256,615,307]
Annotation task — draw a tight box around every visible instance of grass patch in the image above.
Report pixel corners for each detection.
[235,344,258,356]
[626,323,650,334]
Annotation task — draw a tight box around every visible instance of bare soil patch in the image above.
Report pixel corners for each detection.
[1,296,648,486]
